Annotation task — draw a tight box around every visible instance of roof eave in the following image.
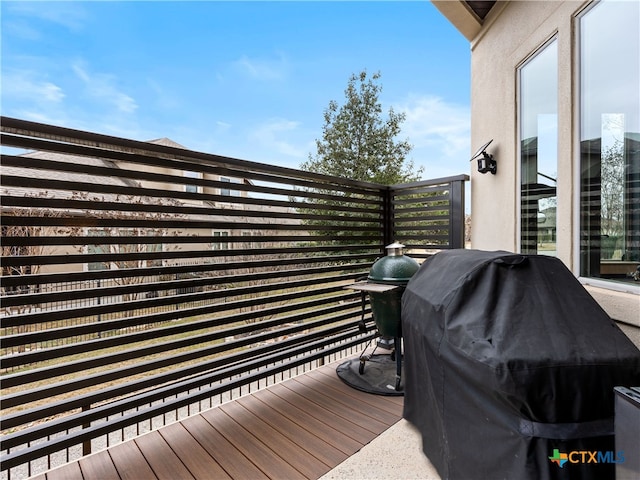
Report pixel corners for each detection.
[431,0,484,42]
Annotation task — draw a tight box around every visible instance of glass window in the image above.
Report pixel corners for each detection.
[220,177,231,197]
[220,176,241,197]
[212,231,229,250]
[185,170,199,194]
[579,0,640,284]
[519,39,558,255]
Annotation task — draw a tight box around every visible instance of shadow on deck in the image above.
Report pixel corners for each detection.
[31,361,405,480]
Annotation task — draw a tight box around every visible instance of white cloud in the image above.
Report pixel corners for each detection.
[40,82,64,103]
[72,63,90,83]
[72,61,138,114]
[249,118,308,159]
[11,110,61,126]
[2,20,42,41]
[1,70,65,103]
[147,79,181,110]
[4,2,89,32]
[393,94,471,180]
[232,53,289,81]
[396,95,470,156]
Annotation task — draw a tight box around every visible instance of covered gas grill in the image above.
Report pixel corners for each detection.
[402,249,640,480]
[338,243,419,393]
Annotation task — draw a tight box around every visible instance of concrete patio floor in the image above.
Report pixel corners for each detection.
[319,418,441,480]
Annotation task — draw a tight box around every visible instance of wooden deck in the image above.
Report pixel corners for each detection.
[33,361,404,480]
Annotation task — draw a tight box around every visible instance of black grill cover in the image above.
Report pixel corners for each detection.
[401,250,640,480]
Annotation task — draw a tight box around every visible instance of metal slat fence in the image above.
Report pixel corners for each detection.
[0,117,467,479]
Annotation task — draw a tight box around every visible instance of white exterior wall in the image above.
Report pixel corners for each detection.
[449,0,639,326]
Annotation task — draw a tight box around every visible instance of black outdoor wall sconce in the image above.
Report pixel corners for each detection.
[470,139,497,175]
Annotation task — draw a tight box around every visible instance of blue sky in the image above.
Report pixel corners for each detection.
[1,1,471,180]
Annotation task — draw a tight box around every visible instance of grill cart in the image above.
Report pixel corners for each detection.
[341,243,419,392]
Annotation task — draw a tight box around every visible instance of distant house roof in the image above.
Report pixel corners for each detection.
[2,138,300,226]
[2,150,137,194]
[146,138,188,149]
[1,138,187,204]
[5,137,188,191]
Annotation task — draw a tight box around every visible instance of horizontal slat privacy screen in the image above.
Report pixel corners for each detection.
[0,116,467,477]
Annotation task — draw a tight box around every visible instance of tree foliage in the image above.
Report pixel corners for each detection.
[297,71,424,246]
[302,70,422,184]
[600,139,625,237]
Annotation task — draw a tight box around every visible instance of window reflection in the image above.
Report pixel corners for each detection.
[580,0,640,283]
[520,40,558,256]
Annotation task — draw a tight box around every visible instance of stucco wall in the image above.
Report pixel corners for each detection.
[469,0,581,257]
[467,0,639,326]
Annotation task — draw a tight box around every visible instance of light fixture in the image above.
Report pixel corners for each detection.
[470,139,497,175]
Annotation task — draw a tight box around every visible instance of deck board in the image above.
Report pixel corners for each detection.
[157,422,232,480]
[296,370,403,421]
[311,367,404,411]
[39,360,403,480]
[219,401,328,479]
[201,405,307,480]
[77,450,120,480]
[134,430,195,480]
[235,394,348,466]
[108,439,157,480]
[285,377,391,433]
[251,388,363,454]
[181,414,269,480]
[267,382,376,444]
[43,460,82,480]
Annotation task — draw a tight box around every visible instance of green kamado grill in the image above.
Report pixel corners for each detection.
[341,243,420,392]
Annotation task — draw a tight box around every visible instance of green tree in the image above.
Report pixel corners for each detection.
[301,70,421,184]
[298,71,423,246]
[600,139,625,238]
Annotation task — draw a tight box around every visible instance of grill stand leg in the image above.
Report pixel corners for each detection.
[358,335,381,375]
[394,335,402,391]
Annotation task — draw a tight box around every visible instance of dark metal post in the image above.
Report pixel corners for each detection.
[449,179,465,249]
[382,187,394,250]
[82,404,91,456]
